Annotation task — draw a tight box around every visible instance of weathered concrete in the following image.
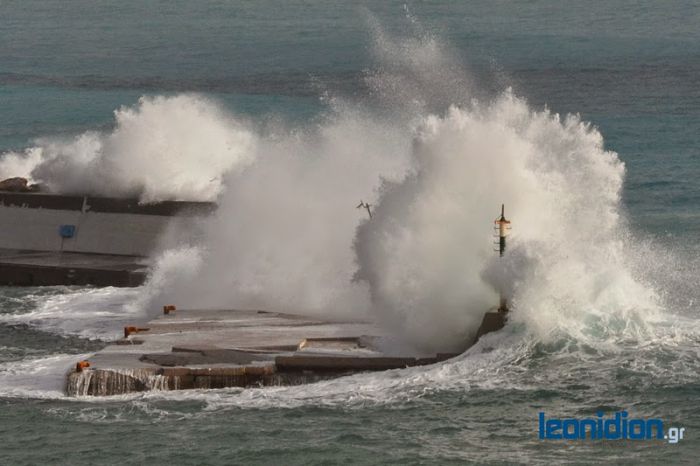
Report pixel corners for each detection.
[0,192,214,216]
[66,309,466,396]
[0,192,215,285]
[474,310,507,343]
[0,192,214,256]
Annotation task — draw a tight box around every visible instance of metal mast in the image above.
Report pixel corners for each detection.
[494,204,511,312]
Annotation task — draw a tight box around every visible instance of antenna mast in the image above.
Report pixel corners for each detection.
[357,200,372,219]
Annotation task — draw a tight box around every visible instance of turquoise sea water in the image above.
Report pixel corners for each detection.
[1,1,700,464]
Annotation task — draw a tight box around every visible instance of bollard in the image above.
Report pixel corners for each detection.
[76,360,90,372]
[124,326,150,338]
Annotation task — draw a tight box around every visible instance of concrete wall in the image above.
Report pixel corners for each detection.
[0,205,189,256]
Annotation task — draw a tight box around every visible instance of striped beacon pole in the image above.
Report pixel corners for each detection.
[494,204,511,313]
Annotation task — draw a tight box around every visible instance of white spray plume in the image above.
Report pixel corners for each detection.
[1,18,664,353]
[356,93,659,352]
[0,94,255,203]
[143,89,659,352]
[143,107,411,318]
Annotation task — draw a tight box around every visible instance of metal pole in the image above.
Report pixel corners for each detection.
[494,204,511,312]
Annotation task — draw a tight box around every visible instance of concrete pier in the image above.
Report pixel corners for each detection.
[66,309,463,396]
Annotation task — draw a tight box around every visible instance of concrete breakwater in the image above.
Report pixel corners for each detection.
[0,192,214,286]
[0,249,147,287]
[66,308,467,396]
[0,192,214,256]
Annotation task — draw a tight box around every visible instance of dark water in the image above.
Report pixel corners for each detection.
[1,2,699,464]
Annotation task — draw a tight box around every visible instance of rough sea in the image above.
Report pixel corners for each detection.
[1,1,699,464]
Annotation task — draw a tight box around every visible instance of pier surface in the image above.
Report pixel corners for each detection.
[66,308,460,396]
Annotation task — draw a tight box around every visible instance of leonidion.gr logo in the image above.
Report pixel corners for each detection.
[539,412,686,443]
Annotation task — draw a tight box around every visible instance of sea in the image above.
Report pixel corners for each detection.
[1,1,699,464]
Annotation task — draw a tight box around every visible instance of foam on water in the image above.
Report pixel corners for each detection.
[0,292,697,406]
[0,287,140,340]
[0,353,93,399]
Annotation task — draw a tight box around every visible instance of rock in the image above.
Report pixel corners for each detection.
[0,177,36,192]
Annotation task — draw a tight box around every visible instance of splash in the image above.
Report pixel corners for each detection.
[131,25,667,353]
[355,94,660,351]
[141,107,411,317]
[0,94,255,203]
[0,20,671,355]
[140,97,662,353]
[0,287,140,340]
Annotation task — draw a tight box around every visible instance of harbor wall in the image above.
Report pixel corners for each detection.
[0,192,214,256]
